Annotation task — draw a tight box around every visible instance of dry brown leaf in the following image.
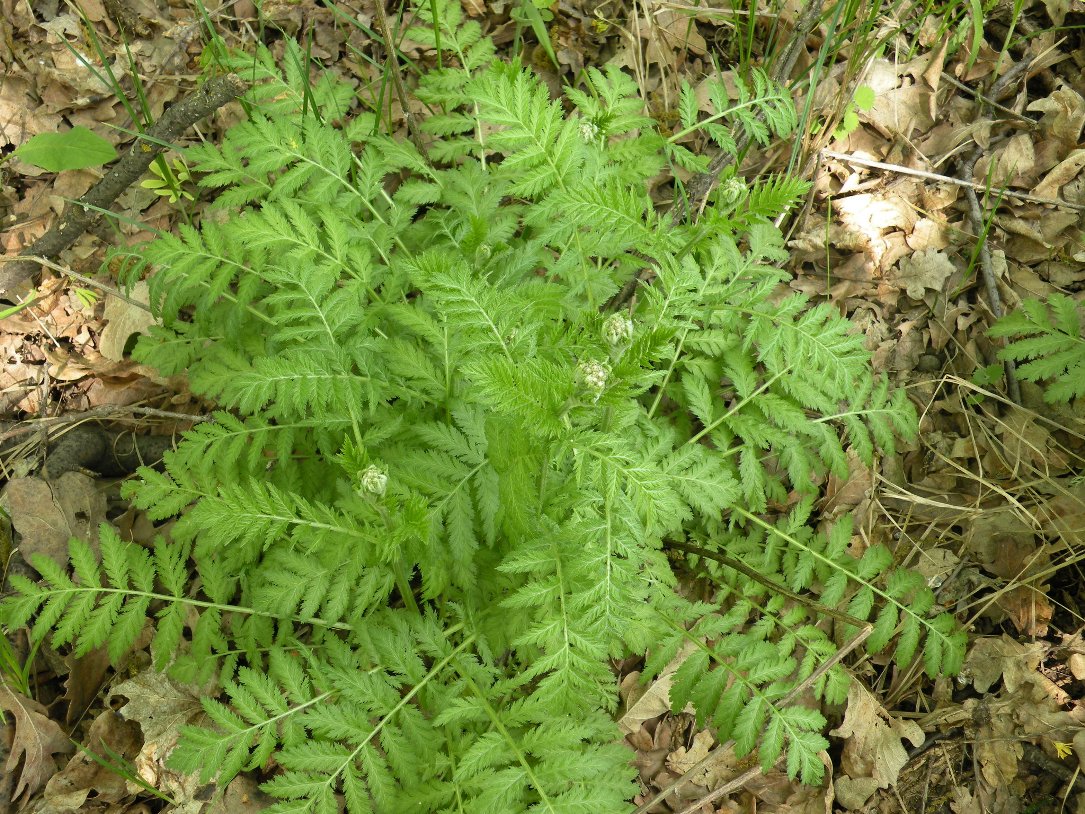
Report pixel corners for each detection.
[963,636,1044,694]
[862,62,934,137]
[970,695,1023,789]
[0,684,73,802]
[1027,83,1085,143]
[108,671,207,813]
[647,9,706,58]
[1,473,106,568]
[1031,148,1085,199]
[889,249,956,300]
[969,511,1044,584]
[619,642,696,735]
[43,708,143,811]
[912,548,959,590]
[987,134,1036,187]
[822,449,873,519]
[996,585,1053,637]
[828,682,924,809]
[99,282,155,362]
[60,648,111,726]
[665,730,735,789]
[204,775,277,813]
[109,671,203,751]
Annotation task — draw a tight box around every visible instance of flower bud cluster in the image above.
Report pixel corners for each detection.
[578,119,601,144]
[603,314,633,347]
[359,465,388,498]
[577,359,610,402]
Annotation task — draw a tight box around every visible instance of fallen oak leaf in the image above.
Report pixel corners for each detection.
[0,682,73,800]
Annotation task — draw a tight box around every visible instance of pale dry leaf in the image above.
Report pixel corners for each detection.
[99,282,155,362]
[969,517,1045,583]
[890,248,956,300]
[1043,0,1070,27]
[971,695,1022,788]
[921,39,950,122]
[1,473,106,568]
[990,134,1036,187]
[1027,84,1085,143]
[43,708,143,811]
[61,648,111,725]
[996,585,1053,637]
[204,775,277,813]
[962,635,1044,694]
[912,548,959,589]
[1,75,63,152]
[950,787,982,814]
[822,449,873,518]
[619,642,697,734]
[648,9,706,56]
[865,83,934,138]
[109,671,207,814]
[665,730,734,789]
[110,671,203,749]
[1069,653,1085,681]
[1032,148,1085,199]
[828,682,924,808]
[0,683,73,801]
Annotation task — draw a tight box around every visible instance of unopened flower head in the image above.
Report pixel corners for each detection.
[577,359,609,401]
[719,177,746,206]
[603,314,633,347]
[359,465,388,497]
[578,119,601,144]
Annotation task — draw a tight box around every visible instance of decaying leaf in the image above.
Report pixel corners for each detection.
[98,282,156,363]
[0,684,73,801]
[43,708,143,811]
[890,249,956,300]
[0,473,106,568]
[829,682,924,809]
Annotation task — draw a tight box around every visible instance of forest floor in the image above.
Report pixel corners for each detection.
[2,0,1085,812]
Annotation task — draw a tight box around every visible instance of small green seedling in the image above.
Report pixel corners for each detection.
[966,362,1003,405]
[141,157,195,204]
[72,287,101,310]
[12,127,117,172]
[833,84,875,139]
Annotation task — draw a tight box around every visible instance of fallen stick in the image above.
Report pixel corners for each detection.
[1,73,248,298]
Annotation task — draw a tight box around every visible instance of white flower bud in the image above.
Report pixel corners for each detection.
[577,359,609,402]
[602,314,633,347]
[578,119,601,144]
[359,465,388,497]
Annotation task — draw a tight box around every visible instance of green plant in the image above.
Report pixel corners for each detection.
[989,294,1085,403]
[1,1,966,809]
[832,84,874,139]
[11,127,117,172]
[510,0,559,70]
[140,155,196,204]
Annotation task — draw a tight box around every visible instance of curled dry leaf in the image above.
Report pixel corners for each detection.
[1,473,106,569]
[828,682,924,809]
[889,249,956,301]
[0,684,73,802]
[44,708,143,810]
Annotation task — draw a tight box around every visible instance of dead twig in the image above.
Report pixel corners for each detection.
[1,73,248,298]
[821,150,1085,213]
